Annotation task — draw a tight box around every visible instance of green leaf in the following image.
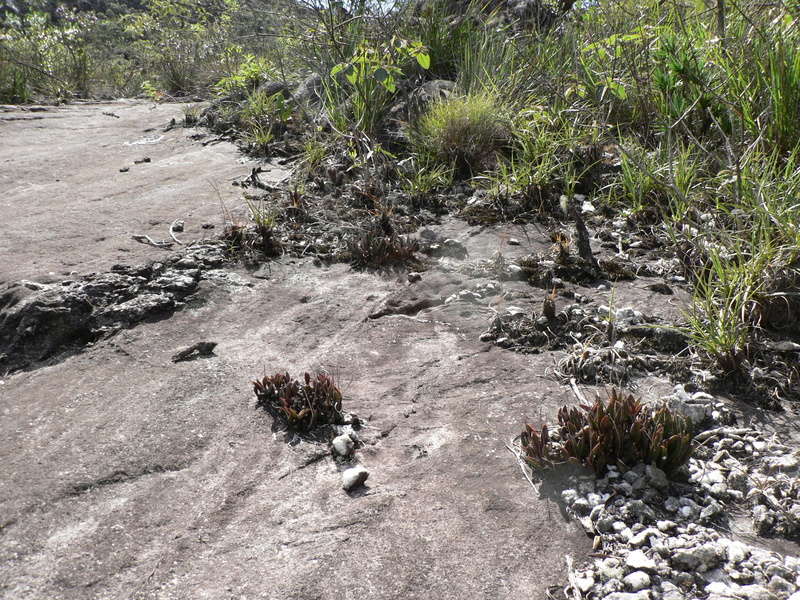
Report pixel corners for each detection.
[416,52,431,70]
[345,65,357,85]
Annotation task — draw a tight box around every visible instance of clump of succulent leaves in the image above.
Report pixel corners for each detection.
[521,389,693,476]
[253,372,344,432]
[348,230,420,269]
[345,213,421,270]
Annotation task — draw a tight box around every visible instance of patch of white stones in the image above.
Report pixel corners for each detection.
[558,388,800,600]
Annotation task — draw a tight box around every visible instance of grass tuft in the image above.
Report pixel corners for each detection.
[409,92,511,176]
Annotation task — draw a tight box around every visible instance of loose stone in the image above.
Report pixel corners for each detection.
[332,434,355,457]
[341,466,369,491]
[626,550,657,572]
[623,571,651,592]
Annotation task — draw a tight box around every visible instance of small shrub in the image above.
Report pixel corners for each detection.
[182,104,201,126]
[400,160,453,210]
[253,372,344,432]
[214,54,275,97]
[123,0,239,95]
[245,198,281,257]
[409,92,512,175]
[521,388,693,476]
[327,37,429,134]
[0,8,96,101]
[0,65,31,104]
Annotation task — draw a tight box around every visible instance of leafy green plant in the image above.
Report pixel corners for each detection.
[399,160,453,208]
[521,389,694,476]
[214,53,275,96]
[236,88,295,155]
[400,0,481,81]
[0,63,31,103]
[347,219,420,270]
[481,105,599,212]
[682,245,765,373]
[182,104,201,126]
[253,372,344,432]
[301,136,328,173]
[457,21,534,101]
[328,36,429,134]
[245,197,281,256]
[242,88,292,125]
[650,27,724,137]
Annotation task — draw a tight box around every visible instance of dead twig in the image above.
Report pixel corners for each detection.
[505,436,538,492]
[131,234,173,248]
[569,378,589,405]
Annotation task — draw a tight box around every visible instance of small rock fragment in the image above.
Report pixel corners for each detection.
[737,584,778,600]
[623,571,651,592]
[342,466,369,491]
[764,454,799,474]
[629,527,659,547]
[770,341,800,352]
[332,434,355,457]
[574,573,595,593]
[645,465,669,490]
[768,575,795,595]
[597,558,623,582]
[626,550,657,572]
[725,541,749,564]
[171,341,217,362]
[604,592,652,600]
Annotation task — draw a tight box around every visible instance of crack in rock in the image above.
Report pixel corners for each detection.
[69,463,186,495]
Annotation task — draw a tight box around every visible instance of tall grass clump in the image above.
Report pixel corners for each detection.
[409,92,511,175]
[399,0,484,81]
